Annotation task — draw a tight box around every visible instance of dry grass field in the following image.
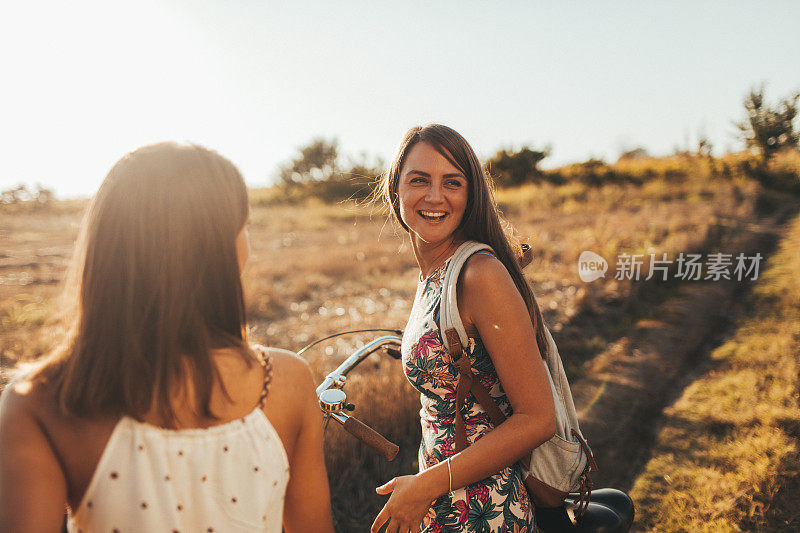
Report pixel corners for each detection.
[1,153,798,531]
[630,210,800,532]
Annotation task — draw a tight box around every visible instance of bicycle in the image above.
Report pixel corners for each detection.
[303,329,635,533]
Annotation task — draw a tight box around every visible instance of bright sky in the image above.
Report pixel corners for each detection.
[1,0,798,198]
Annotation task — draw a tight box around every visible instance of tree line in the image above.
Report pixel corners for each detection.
[274,85,797,201]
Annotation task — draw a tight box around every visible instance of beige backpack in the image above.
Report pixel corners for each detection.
[439,241,598,514]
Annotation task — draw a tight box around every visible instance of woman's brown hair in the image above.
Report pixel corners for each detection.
[380,124,550,359]
[30,142,251,425]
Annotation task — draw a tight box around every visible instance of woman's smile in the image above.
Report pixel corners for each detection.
[418,209,448,222]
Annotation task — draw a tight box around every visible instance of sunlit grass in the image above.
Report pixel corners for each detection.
[629,210,800,531]
[0,294,51,329]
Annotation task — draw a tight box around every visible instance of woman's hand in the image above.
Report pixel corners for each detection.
[371,474,435,533]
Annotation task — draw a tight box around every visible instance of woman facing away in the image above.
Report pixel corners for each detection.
[0,143,335,533]
[371,125,558,533]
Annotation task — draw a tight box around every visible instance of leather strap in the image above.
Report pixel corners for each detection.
[575,432,599,473]
[445,328,507,452]
[568,432,598,517]
[519,243,533,270]
[470,376,506,427]
[445,328,471,452]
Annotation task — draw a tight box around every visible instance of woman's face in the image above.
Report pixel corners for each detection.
[397,141,469,247]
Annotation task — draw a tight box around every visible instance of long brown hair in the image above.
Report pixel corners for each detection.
[381,124,550,359]
[30,142,251,425]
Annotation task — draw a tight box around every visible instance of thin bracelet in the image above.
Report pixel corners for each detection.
[446,457,453,496]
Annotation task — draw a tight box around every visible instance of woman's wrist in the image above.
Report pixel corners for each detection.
[414,458,452,501]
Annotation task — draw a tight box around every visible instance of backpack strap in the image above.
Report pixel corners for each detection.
[440,242,492,350]
[440,241,534,349]
[440,241,508,451]
[519,243,534,269]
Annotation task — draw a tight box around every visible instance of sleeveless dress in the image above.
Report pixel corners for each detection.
[67,347,289,533]
[402,255,536,533]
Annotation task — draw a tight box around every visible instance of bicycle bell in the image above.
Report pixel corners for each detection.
[319,388,347,414]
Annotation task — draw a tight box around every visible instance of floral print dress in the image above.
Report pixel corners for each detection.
[401,255,536,533]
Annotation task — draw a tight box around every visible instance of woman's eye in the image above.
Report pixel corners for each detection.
[445,180,463,188]
[410,177,427,184]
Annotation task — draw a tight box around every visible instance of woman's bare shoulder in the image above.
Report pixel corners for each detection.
[457,251,522,326]
[252,345,316,396]
[0,375,56,450]
[460,252,515,295]
[0,379,31,420]
[255,346,312,374]
[0,372,53,420]
[251,346,319,455]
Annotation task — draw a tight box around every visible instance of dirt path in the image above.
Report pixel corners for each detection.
[564,211,789,491]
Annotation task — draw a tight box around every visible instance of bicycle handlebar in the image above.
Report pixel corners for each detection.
[315,335,403,462]
[315,335,402,396]
[340,412,400,461]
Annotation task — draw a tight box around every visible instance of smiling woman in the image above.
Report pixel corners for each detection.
[372,125,556,533]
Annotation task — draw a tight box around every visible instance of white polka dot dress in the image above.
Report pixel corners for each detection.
[68,349,289,533]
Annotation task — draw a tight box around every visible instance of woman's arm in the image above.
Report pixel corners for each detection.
[372,253,556,533]
[0,383,69,533]
[453,252,558,468]
[277,355,335,533]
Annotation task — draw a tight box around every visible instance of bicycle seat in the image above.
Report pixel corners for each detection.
[536,488,634,533]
